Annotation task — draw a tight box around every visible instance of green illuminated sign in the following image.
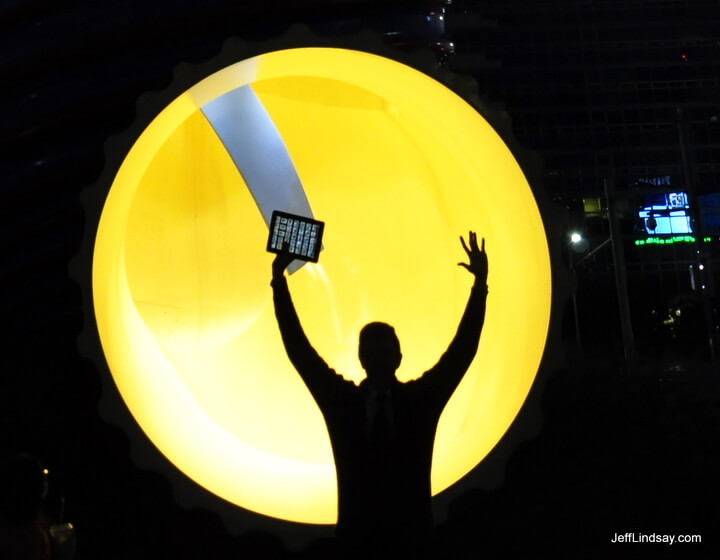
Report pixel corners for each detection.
[635,235,712,246]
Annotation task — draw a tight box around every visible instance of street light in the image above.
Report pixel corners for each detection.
[567,231,612,349]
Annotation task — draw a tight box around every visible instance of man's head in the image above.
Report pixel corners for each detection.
[358,322,402,388]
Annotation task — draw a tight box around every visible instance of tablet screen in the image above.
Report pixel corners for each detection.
[266,210,324,263]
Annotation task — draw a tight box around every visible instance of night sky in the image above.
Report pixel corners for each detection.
[3,1,719,558]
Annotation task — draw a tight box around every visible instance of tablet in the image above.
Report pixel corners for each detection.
[266,210,325,263]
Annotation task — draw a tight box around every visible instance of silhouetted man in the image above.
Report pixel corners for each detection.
[271,232,488,553]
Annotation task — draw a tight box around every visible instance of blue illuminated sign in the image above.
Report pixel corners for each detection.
[638,192,693,235]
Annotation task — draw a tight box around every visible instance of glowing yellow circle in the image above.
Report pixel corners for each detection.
[93,48,552,524]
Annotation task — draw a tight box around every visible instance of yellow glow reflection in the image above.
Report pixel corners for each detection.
[93,48,552,524]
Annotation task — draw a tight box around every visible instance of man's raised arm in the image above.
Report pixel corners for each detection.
[271,251,333,392]
[419,232,489,401]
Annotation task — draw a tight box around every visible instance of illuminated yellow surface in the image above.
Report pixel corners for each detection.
[93,48,552,524]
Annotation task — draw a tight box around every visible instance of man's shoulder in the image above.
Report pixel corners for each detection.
[394,372,450,405]
[393,376,428,398]
[311,369,361,399]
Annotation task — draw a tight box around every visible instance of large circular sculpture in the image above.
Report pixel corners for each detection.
[92,47,552,524]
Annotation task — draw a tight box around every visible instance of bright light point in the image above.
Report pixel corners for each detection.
[92,48,551,525]
[570,232,583,244]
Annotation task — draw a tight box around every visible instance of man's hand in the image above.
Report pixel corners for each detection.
[458,231,488,285]
[272,244,295,278]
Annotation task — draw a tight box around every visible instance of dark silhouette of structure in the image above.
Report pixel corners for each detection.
[271,232,488,553]
[0,453,76,560]
[0,453,52,560]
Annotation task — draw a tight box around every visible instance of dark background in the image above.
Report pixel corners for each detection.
[3,0,719,557]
